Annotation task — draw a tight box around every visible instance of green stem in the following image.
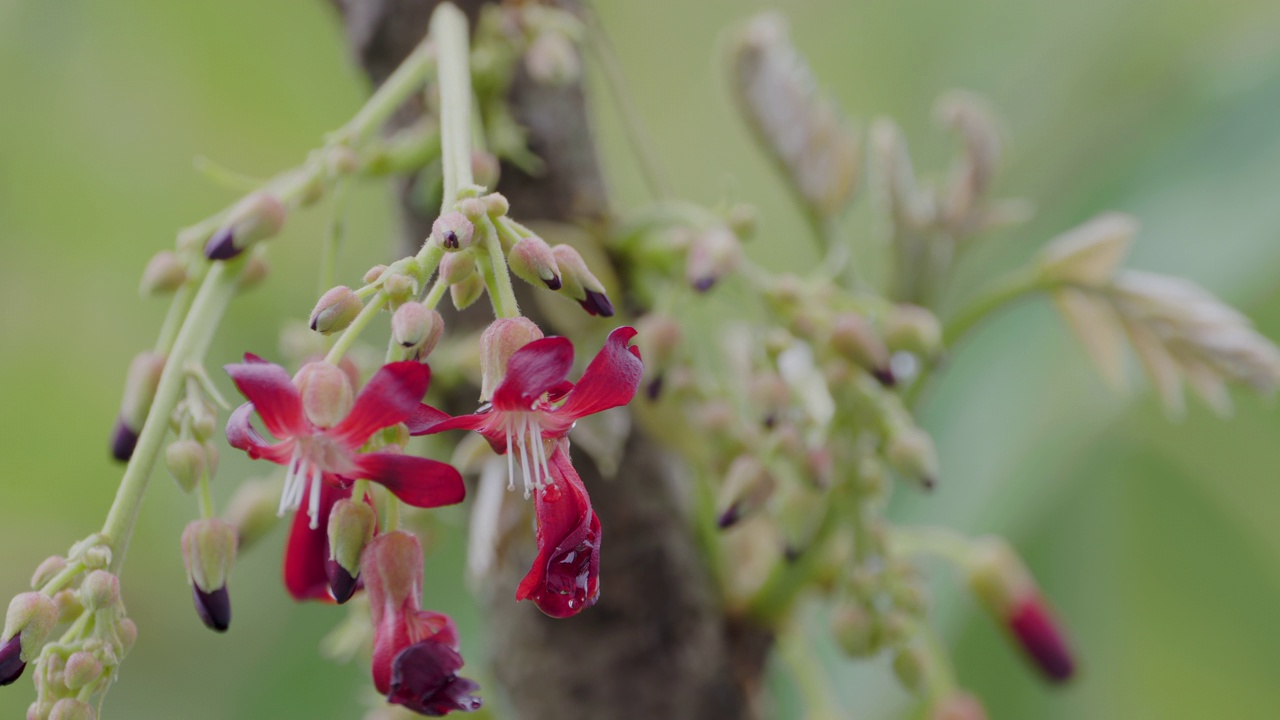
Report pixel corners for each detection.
[154,274,200,353]
[102,262,241,574]
[343,38,439,145]
[942,267,1043,348]
[478,216,519,318]
[40,561,86,597]
[422,278,449,310]
[196,471,215,520]
[890,526,976,570]
[320,178,350,295]
[432,3,474,210]
[325,291,389,365]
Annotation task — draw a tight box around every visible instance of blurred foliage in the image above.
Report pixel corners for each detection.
[2,0,1280,717]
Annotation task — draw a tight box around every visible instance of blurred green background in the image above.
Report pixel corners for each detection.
[3,0,1280,718]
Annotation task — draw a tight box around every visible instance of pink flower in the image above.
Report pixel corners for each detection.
[363,532,482,715]
[408,327,641,617]
[224,355,465,601]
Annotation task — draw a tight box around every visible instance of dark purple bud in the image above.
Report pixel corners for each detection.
[691,276,717,293]
[578,290,615,318]
[542,275,562,291]
[192,585,231,633]
[325,559,359,605]
[645,375,665,401]
[0,635,25,687]
[872,367,897,387]
[388,641,483,716]
[203,227,239,261]
[716,503,741,530]
[110,417,139,462]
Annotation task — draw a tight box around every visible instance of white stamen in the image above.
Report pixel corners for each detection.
[518,415,534,499]
[278,449,303,517]
[307,465,322,530]
[504,425,515,492]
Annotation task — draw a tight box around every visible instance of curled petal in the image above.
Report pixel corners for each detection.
[330,362,432,448]
[283,482,346,602]
[225,357,310,439]
[226,403,296,463]
[405,403,454,436]
[556,327,643,420]
[389,640,483,716]
[515,448,601,618]
[492,337,574,410]
[353,453,466,509]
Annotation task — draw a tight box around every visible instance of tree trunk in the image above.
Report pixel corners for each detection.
[326,2,773,717]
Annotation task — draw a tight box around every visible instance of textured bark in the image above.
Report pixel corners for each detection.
[327,2,772,717]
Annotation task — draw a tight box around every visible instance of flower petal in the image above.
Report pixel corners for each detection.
[283,482,347,602]
[515,447,601,618]
[555,327,643,421]
[226,403,296,463]
[405,403,453,435]
[353,453,466,509]
[389,640,483,716]
[225,357,310,439]
[492,337,574,410]
[330,362,431,448]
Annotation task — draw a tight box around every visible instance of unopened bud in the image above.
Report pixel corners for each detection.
[552,244,614,317]
[363,265,388,284]
[726,203,758,240]
[892,645,928,694]
[139,251,187,296]
[479,317,544,401]
[204,192,287,261]
[932,693,988,720]
[49,699,96,720]
[79,571,120,611]
[432,211,476,251]
[62,652,102,691]
[471,151,501,189]
[525,31,580,86]
[450,273,485,311]
[831,603,880,658]
[309,286,363,335]
[3,593,57,662]
[482,192,509,217]
[716,456,776,529]
[182,520,237,633]
[165,439,207,494]
[391,303,432,352]
[685,227,742,292]
[456,197,487,222]
[361,531,424,616]
[237,250,270,292]
[112,351,166,461]
[1037,213,1136,288]
[116,618,138,655]
[383,272,416,307]
[294,361,355,429]
[967,538,1074,682]
[508,236,562,290]
[0,635,23,687]
[53,590,82,624]
[438,250,477,286]
[830,313,894,385]
[326,500,377,604]
[885,426,938,490]
[885,304,943,359]
[224,478,282,551]
[30,557,67,590]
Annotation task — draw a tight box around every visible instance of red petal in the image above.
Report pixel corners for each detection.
[330,362,431,448]
[1009,597,1075,682]
[555,327,643,421]
[225,358,310,439]
[225,403,295,463]
[405,403,453,436]
[492,337,574,410]
[353,453,466,508]
[283,482,348,602]
[408,411,488,437]
[515,447,601,618]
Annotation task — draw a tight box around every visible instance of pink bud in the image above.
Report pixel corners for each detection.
[79,572,120,611]
[830,312,893,385]
[391,303,433,352]
[309,286,363,335]
[63,651,102,690]
[326,499,378,604]
[29,556,67,590]
[294,361,355,429]
[438,250,477,285]
[112,351,166,461]
[164,439,207,494]
[181,519,237,633]
[685,227,741,292]
[478,318,544,401]
[139,250,187,296]
[471,151,501,189]
[508,235,562,290]
[551,244,613,317]
[449,273,485,311]
[48,698,96,720]
[432,211,476,251]
[3,593,57,663]
[204,192,287,261]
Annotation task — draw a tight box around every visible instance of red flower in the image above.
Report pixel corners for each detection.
[408,327,640,618]
[224,355,465,601]
[1007,596,1075,683]
[363,532,482,716]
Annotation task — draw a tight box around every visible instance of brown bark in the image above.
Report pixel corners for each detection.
[326,2,773,717]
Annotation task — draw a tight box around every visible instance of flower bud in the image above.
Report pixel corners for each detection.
[830,313,894,385]
[391,303,433,353]
[164,439,207,494]
[30,557,67,590]
[885,304,943,359]
[4,593,58,664]
[0,635,23,686]
[438,250,477,286]
[362,531,423,615]
[967,538,1074,682]
[139,250,187,296]
[62,652,102,691]
[552,244,614,317]
[831,603,880,658]
[432,211,476,251]
[1037,213,1136,288]
[364,264,388,284]
[685,227,741,292]
[636,314,682,400]
[892,645,927,693]
[204,192,287,261]
[48,699,95,720]
[449,273,485,311]
[471,151,501,190]
[309,286,364,335]
[112,351,166,461]
[80,545,111,571]
[383,272,417,307]
[478,318,544,401]
[182,519,236,633]
[295,361,355,429]
[237,250,270,292]
[716,456,776,529]
[508,236,562,290]
[79,571,120,611]
[224,478,281,551]
[116,618,138,656]
[885,426,939,490]
[482,192,509,217]
[726,203,759,240]
[326,499,378,604]
[932,693,988,720]
[53,590,82,624]
[525,31,580,86]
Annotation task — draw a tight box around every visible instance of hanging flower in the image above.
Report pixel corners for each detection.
[363,531,482,716]
[515,443,601,618]
[224,355,465,601]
